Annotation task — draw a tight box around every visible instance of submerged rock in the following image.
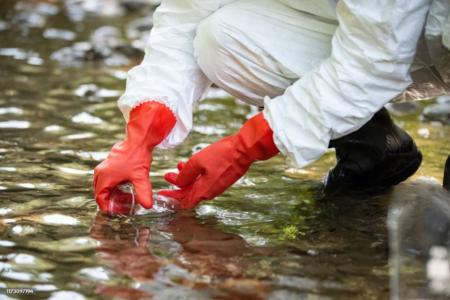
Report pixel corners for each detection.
[13,11,46,29]
[417,127,431,138]
[75,83,121,101]
[421,96,450,125]
[64,0,125,22]
[12,2,59,31]
[51,26,143,67]
[126,16,153,40]
[122,0,158,12]
[0,48,40,61]
[71,112,104,125]
[31,3,60,16]
[0,20,8,31]
[43,28,76,41]
[91,26,122,48]
[386,102,421,117]
[50,42,93,66]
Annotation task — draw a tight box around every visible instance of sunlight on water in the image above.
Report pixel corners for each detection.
[0,1,448,299]
[40,214,79,226]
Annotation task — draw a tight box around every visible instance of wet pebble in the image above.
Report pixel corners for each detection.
[0,240,15,247]
[75,83,120,101]
[43,28,76,41]
[0,120,30,129]
[44,125,64,132]
[13,11,46,29]
[50,42,98,66]
[418,127,431,138]
[0,20,8,31]
[38,214,79,226]
[61,132,96,140]
[126,16,153,40]
[386,102,421,117]
[32,3,60,16]
[122,0,157,12]
[71,112,104,125]
[51,27,142,67]
[11,225,37,237]
[437,95,450,104]
[421,95,450,125]
[12,2,59,30]
[90,26,122,49]
[64,0,124,22]
[27,56,44,65]
[102,53,132,67]
[0,48,40,61]
[48,290,86,300]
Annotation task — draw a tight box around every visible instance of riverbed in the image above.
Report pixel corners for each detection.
[0,1,449,299]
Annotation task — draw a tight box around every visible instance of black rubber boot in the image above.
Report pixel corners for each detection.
[323,107,423,196]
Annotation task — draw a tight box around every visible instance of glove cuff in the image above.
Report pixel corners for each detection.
[237,113,279,162]
[127,101,176,149]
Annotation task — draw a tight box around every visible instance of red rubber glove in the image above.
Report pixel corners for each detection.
[158,113,279,209]
[93,101,176,213]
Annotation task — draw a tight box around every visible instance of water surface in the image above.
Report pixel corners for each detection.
[0,1,449,299]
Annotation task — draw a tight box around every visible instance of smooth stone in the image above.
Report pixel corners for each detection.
[386,102,421,116]
[421,102,450,125]
[126,17,153,40]
[43,28,76,41]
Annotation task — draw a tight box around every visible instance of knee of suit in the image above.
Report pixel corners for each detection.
[193,6,288,106]
[194,9,230,89]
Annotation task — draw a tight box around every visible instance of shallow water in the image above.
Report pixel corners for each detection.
[0,1,449,299]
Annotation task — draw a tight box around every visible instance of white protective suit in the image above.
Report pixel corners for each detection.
[118,0,450,167]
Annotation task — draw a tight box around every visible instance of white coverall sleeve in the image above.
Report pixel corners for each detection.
[117,1,227,149]
[263,0,432,167]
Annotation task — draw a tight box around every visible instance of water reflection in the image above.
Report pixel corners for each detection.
[89,213,258,298]
[88,191,396,299]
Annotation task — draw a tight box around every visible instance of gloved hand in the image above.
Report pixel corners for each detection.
[94,101,176,213]
[158,113,279,209]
